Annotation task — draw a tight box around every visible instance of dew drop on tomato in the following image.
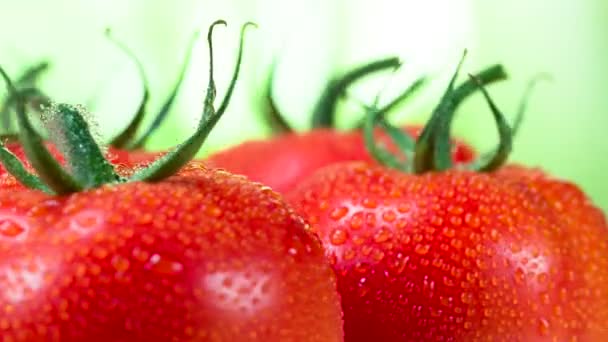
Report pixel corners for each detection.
[111,255,131,272]
[144,254,184,275]
[330,229,348,245]
[0,219,26,238]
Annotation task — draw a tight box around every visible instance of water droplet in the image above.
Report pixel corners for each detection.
[343,248,355,261]
[461,292,473,304]
[539,291,550,305]
[381,211,396,223]
[144,254,184,275]
[92,247,109,259]
[442,227,455,238]
[489,229,499,242]
[111,255,130,272]
[537,317,550,336]
[447,205,464,215]
[415,244,430,255]
[397,203,411,213]
[354,262,370,274]
[287,248,297,256]
[329,229,348,245]
[132,246,150,262]
[362,198,377,209]
[514,268,525,284]
[464,247,477,258]
[205,205,222,218]
[371,249,385,262]
[349,213,363,230]
[450,216,462,226]
[439,295,453,307]
[0,218,26,238]
[70,210,103,233]
[430,216,443,227]
[330,207,348,220]
[450,239,463,249]
[464,213,480,228]
[373,228,392,243]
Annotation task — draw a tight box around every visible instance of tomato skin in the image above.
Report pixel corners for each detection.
[0,162,343,341]
[286,162,608,341]
[205,126,475,193]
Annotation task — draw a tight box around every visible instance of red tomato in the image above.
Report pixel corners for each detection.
[286,162,608,341]
[285,60,608,340]
[0,162,343,341]
[0,20,344,341]
[205,126,474,193]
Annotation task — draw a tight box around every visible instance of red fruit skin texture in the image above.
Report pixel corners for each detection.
[0,162,343,341]
[205,126,475,193]
[286,162,608,341]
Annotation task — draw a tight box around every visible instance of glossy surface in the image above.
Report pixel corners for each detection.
[206,126,475,193]
[0,162,343,341]
[287,162,608,341]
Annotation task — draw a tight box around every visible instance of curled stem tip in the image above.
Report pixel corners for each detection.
[217,22,257,116]
[130,20,252,183]
[467,74,512,172]
[311,56,402,128]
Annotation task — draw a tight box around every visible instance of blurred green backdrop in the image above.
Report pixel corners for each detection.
[0,0,606,211]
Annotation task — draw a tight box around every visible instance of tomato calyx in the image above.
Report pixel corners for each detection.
[363,51,547,174]
[0,25,199,151]
[263,56,408,133]
[0,20,256,195]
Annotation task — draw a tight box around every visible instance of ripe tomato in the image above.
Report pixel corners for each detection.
[0,20,344,341]
[205,126,474,193]
[286,61,608,341]
[0,162,343,341]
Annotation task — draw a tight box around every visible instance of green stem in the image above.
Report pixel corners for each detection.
[467,74,513,172]
[431,64,507,171]
[129,31,201,149]
[130,20,255,182]
[353,76,427,129]
[105,28,151,149]
[0,139,50,193]
[311,56,401,128]
[263,58,293,134]
[0,67,83,194]
[1,61,50,131]
[413,51,468,173]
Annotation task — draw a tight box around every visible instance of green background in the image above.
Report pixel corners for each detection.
[1,0,606,211]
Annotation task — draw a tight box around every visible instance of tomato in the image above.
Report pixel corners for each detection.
[285,62,608,341]
[0,162,343,342]
[0,20,344,341]
[205,58,499,193]
[205,126,474,193]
